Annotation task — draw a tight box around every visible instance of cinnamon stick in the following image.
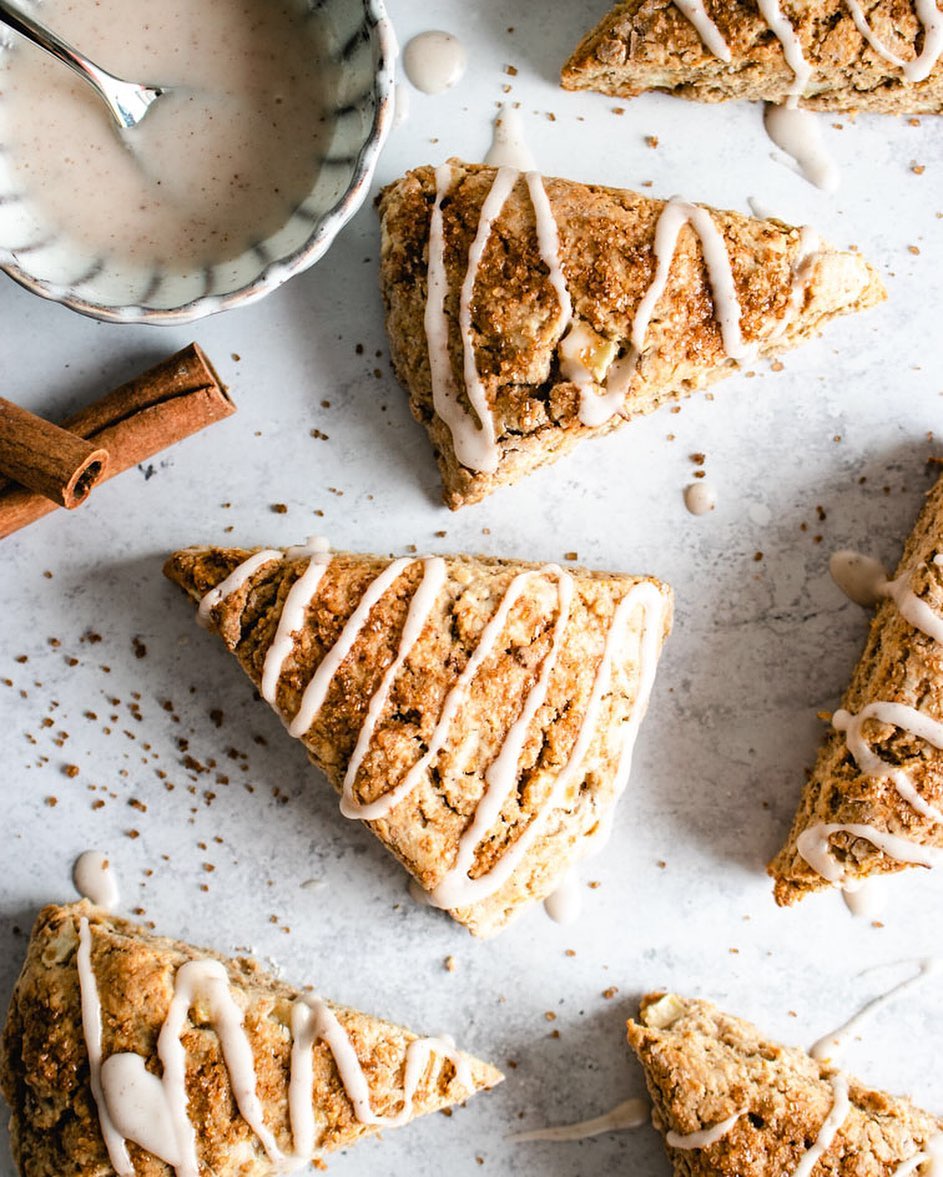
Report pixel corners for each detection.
[0,344,234,539]
[0,398,109,509]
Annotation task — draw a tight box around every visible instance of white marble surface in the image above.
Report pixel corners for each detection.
[2,1,943,1174]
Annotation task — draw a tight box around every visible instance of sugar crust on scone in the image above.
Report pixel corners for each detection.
[377,162,884,509]
[164,545,672,938]
[628,992,943,1175]
[0,902,501,1177]
[770,473,943,905]
[561,0,943,113]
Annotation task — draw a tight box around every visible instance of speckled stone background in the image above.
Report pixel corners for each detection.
[2,1,942,1174]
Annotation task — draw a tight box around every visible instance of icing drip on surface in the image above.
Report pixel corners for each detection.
[485,105,536,170]
[764,103,840,191]
[797,822,943,883]
[73,851,120,911]
[197,549,283,628]
[829,549,888,607]
[666,1109,743,1148]
[833,702,943,824]
[792,1074,850,1177]
[78,919,472,1173]
[543,869,582,924]
[509,1097,649,1142]
[402,30,467,94]
[810,958,938,1065]
[841,875,887,918]
[673,0,732,60]
[684,482,716,515]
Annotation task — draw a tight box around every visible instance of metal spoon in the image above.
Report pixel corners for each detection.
[0,0,165,129]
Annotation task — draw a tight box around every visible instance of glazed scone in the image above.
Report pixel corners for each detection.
[561,0,943,113]
[770,472,943,905]
[0,902,501,1177]
[164,542,672,937]
[378,162,885,508]
[628,993,943,1174]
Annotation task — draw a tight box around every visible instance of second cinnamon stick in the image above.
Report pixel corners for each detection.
[0,397,109,509]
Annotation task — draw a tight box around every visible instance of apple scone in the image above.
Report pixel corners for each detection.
[377,162,884,508]
[770,471,943,906]
[164,541,672,937]
[0,902,501,1177]
[562,0,943,114]
[629,993,943,1175]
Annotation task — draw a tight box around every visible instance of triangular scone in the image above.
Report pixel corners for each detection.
[0,903,500,1177]
[164,543,672,937]
[378,163,884,508]
[562,0,943,114]
[628,993,943,1175]
[770,472,943,905]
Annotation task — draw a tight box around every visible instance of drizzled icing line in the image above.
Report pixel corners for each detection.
[669,0,943,88]
[197,549,283,629]
[425,165,780,458]
[793,1074,850,1177]
[76,917,472,1174]
[666,1109,743,1149]
[199,547,667,911]
[879,563,943,644]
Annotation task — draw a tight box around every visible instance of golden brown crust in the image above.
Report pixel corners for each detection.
[377,163,885,509]
[628,993,943,1176]
[769,473,943,904]
[163,545,672,937]
[561,0,943,113]
[0,902,501,1177]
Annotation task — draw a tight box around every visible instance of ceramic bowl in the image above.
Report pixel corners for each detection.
[0,0,395,324]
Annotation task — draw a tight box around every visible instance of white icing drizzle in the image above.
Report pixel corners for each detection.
[810,958,938,1064]
[797,822,943,883]
[429,568,574,910]
[666,1109,743,1149]
[891,1136,943,1176]
[509,1096,650,1142]
[260,538,332,704]
[197,549,283,628]
[673,0,732,60]
[792,1074,851,1177]
[543,868,582,924]
[77,918,136,1177]
[525,171,572,339]
[454,165,519,474]
[756,0,814,98]
[340,556,448,818]
[843,0,943,80]
[769,225,822,338]
[78,919,473,1173]
[289,556,419,738]
[880,566,943,644]
[73,851,120,912]
[572,199,756,428]
[485,105,536,171]
[833,702,943,824]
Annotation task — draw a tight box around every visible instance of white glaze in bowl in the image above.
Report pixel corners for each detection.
[0,0,396,324]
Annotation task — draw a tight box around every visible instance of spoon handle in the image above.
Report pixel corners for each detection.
[0,0,161,128]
